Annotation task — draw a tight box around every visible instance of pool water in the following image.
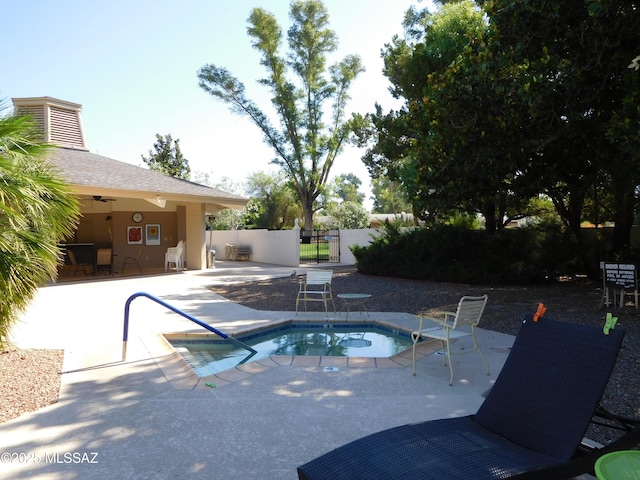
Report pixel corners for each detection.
[167,323,413,377]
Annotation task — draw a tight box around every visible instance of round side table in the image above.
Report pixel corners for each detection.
[337,293,371,319]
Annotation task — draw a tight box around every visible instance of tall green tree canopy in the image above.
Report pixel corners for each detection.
[141,133,191,180]
[330,173,365,205]
[363,0,640,252]
[362,1,529,232]
[481,0,640,252]
[325,200,369,229]
[0,103,80,346]
[244,170,300,229]
[198,0,365,231]
[370,176,411,214]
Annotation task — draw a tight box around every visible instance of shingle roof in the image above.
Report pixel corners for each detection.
[13,96,246,209]
[46,147,247,207]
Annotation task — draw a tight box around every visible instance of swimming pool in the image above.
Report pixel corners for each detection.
[166,322,413,377]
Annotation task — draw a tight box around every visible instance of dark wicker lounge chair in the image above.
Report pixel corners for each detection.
[297,315,629,480]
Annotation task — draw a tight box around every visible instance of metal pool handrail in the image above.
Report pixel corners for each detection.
[122,291,257,362]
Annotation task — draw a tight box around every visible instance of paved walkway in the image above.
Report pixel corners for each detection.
[1,262,518,479]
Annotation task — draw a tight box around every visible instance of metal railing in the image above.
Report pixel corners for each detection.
[122,291,256,362]
[299,229,340,264]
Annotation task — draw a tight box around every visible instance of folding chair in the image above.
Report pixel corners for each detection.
[67,249,92,276]
[95,248,113,275]
[121,247,143,274]
[296,270,336,316]
[412,294,489,384]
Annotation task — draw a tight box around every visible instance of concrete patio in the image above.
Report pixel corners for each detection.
[2,262,519,479]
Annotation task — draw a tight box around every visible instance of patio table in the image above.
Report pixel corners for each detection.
[337,293,371,319]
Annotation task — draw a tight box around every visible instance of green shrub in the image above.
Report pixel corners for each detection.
[352,224,606,284]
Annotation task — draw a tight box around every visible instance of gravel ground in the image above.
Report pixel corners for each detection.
[0,348,63,424]
[2,266,638,447]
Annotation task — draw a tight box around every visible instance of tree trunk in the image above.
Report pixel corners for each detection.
[484,214,498,235]
[302,199,315,235]
[566,196,584,248]
[549,187,586,248]
[611,189,635,255]
[481,199,498,235]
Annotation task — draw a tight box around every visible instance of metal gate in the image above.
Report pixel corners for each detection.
[299,229,340,264]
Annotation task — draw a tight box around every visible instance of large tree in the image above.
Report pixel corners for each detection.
[0,103,80,346]
[481,0,640,252]
[364,0,640,249]
[141,133,191,180]
[245,170,300,229]
[197,0,364,231]
[370,176,411,214]
[331,173,365,205]
[362,1,535,233]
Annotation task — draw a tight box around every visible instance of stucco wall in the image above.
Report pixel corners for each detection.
[207,228,384,267]
[184,203,206,270]
[338,229,384,265]
[208,229,299,267]
[76,210,178,271]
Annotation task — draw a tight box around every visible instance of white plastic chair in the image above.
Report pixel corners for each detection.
[165,240,184,271]
[412,294,490,385]
[295,269,336,316]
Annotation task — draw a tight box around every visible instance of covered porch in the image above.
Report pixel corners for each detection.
[10,96,247,278]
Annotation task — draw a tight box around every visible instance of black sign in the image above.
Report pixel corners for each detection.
[603,263,637,289]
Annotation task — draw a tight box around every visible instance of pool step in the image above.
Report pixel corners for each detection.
[174,347,258,377]
[174,348,221,377]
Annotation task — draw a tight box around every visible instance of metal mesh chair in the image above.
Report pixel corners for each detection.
[121,247,143,274]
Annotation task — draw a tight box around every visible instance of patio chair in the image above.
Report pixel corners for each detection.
[165,240,184,271]
[67,249,92,276]
[412,294,489,385]
[95,248,113,275]
[121,247,143,274]
[297,314,626,480]
[296,269,336,315]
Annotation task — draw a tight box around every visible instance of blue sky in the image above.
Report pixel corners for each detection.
[3,0,433,206]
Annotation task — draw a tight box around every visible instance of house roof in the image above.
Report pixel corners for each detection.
[46,147,248,210]
[12,96,247,212]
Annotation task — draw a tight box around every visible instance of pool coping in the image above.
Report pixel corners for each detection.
[149,318,443,390]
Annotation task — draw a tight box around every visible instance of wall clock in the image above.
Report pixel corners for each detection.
[132,212,143,223]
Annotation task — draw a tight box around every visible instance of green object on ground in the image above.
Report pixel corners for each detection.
[604,313,618,335]
[595,450,640,479]
[205,382,217,388]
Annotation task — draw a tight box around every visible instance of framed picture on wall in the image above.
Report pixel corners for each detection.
[127,226,143,245]
[145,224,161,246]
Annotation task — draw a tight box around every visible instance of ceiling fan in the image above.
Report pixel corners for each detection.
[92,195,116,202]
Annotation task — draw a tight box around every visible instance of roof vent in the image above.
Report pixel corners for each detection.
[11,96,87,151]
